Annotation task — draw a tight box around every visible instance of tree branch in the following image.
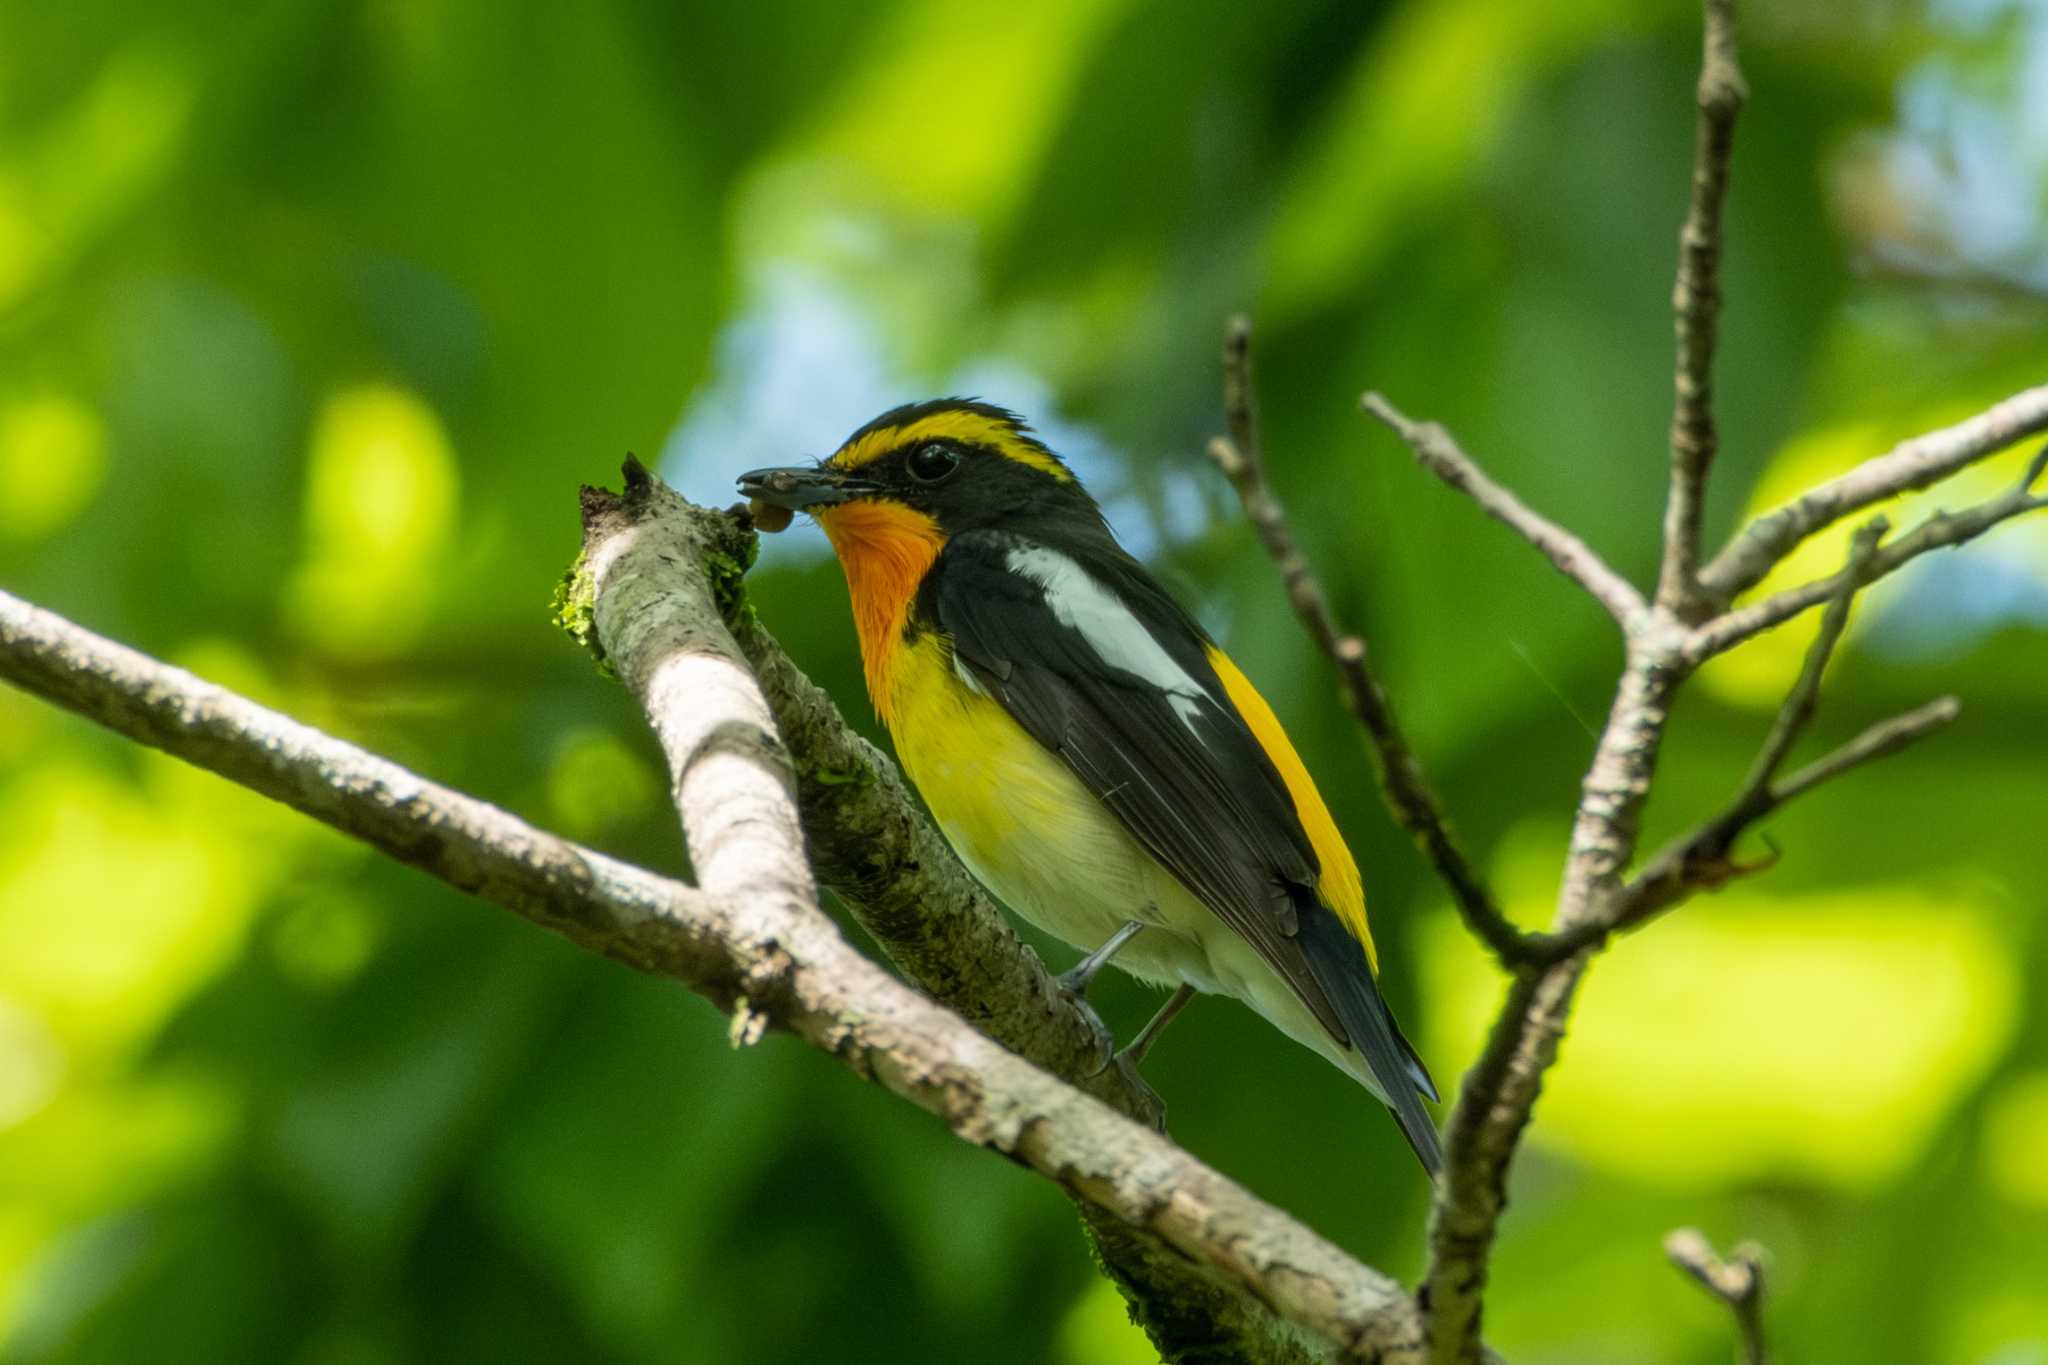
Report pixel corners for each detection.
[1611,695,1959,932]
[1414,403,2039,1365]
[1361,392,1649,632]
[1210,318,1536,967]
[1545,522,1956,948]
[1416,422,2038,1358]
[1665,1229,1770,1365]
[1249,4,2037,1357]
[1734,517,1886,791]
[1421,641,1679,1363]
[1697,384,2048,604]
[1688,443,2048,659]
[1773,694,1960,802]
[0,475,1477,1364]
[1657,0,1747,615]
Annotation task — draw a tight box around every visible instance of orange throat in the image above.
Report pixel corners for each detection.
[815,500,946,725]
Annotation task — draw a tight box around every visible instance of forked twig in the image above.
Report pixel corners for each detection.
[1666,1229,1771,1365]
[1209,319,1543,966]
[1362,392,1649,632]
[1658,0,1747,614]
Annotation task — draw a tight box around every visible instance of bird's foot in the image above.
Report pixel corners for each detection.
[1100,1046,1168,1131]
[1052,982,1169,1131]
[1052,973,1118,1073]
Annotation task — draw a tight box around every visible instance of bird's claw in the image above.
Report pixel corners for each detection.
[1098,1048,1168,1131]
[1054,976,1117,1072]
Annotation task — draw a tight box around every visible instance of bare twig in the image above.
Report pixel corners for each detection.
[1771,694,1961,804]
[1737,517,1887,790]
[1422,644,1676,1363]
[1665,1229,1770,1365]
[1618,514,1890,913]
[1328,8,2039,1363]
[1552,523,1956,944]
[1362,392,1649,631]
[1211,318,1535,967]
[1658,0,1747,615]
[1689,444,2048,659]
[1612,695,1960,929]
[1699,385,2048,604]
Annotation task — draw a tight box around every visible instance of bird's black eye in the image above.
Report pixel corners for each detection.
[906,442,961,483]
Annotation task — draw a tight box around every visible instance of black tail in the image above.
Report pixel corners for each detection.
[1295,899,1443,1174]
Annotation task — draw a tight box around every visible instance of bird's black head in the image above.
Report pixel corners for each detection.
[737,398,1105,540]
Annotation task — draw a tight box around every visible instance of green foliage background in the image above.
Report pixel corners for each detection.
[2,1,2045,1361]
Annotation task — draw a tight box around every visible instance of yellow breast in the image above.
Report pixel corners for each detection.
[882,633,1162,952]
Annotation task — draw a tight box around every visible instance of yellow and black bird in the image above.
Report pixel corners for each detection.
[739,399,1441,1172]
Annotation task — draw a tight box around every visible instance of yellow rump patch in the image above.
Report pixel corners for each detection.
[1205,647,1377,972]
[830,409,1073,483]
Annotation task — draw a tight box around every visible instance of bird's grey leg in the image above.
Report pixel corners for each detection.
[1047,920,1185,1131]
[1087,984,1197,1135]
[1055,919,1145,996]
[1050,919,1146,1083]
[1118,982,1197,1068]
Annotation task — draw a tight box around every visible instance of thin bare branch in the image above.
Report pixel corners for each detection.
[1211,318,1534,967]
[1362,391,1649,631]
[1772,694,1961,804]
[1699,384,2048,603]
[1737,517,1887,791]
[1603,696,1959,936]
[1657,0,1747,614]
[1425,960,1585,1365]
[1536,523,1932,951]
[1665,1229,1770,1365]
[1422,641,1680,1363]
[1394,10,2040,1362]
[1689,443,2048,659]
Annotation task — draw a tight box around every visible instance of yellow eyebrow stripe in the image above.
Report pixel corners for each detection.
[831,409,1073,483]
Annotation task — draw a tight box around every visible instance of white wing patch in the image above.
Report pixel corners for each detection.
[1004,543,1212,730]
[951,648,987,697]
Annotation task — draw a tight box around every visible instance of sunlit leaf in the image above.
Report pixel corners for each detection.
[284,385,460,658]
[785,0,1138,228]
[545,726,661,840]
[1423,828,2021,1189]
[1982,1071,2048,1210]
[0,48,192,310]
[1056,1278,1154,1365]
[1262,0,1638,319]
[0,394,104,540]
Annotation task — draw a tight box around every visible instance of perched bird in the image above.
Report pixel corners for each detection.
[739,400,1441,1171]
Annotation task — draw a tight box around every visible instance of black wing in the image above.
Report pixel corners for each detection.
[925,530,1440,1168]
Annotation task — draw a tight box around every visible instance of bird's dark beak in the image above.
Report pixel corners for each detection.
[735,464,880,510]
